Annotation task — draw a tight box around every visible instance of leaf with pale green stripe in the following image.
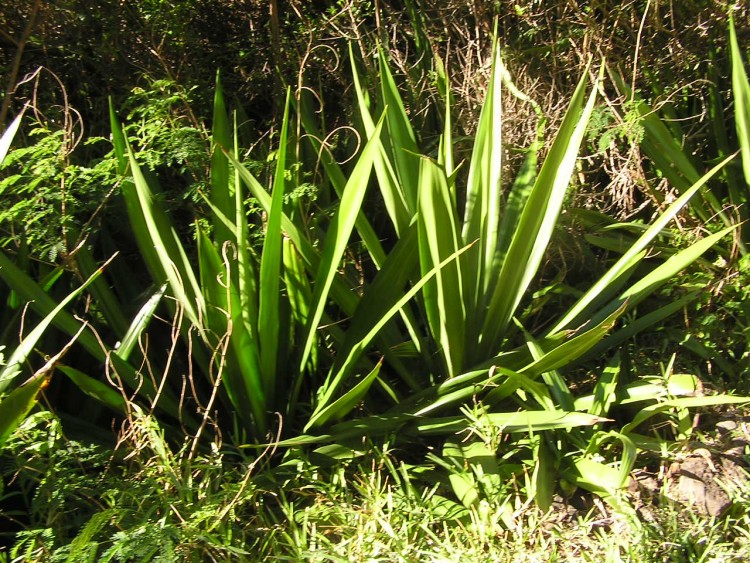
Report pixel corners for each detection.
[413,410,608,436]
[226,150,360,318]
[463,42,504,307]
[550,155,734,334]
[123,139,204,328]
[350,45,411,234]
[480,65,599,357]
[297,114,385,376]
[377,47,421,214]
[116,284,165,361]
[730,16,750,206]
[417,157,465,377]
[258,90,291,405]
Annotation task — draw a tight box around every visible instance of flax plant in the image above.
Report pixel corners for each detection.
[279,42,746,509]
[105,82,401,443]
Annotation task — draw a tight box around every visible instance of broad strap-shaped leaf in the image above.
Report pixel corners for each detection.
[462,42,504,310]
[0,107,25,164]
[531,438,556,512]
[115,284,166,361]
[622,395,750,436]
[110,102,170,291]
[0,374,47,449]
[0,256,111,392]
[123,141,205,327]
[484,304,625,406]
[730,16,750,195]
[210,71,235,247]
[331,222,425,390]
[297,114,385,375]
[589,353,621,418]
[549,155,734,334]
[296,90,389,269]
[0,252,105,363]
[226,150,360,318]
[112,101,207,331]
[306,360,382,429]
[418,157,466,377]
[73,241,129,339]
[377,47,421,214]
[583,430,637,490]
[258,90,291,406]
[518,320,575,412]
[59,365,127,414]
[1,323,88,449]
[443,439,503,509]
[306,241,475,431]
[413,410,609,435]
[350,44,411,234]
[197,227,264,434]
[479,65,599,357]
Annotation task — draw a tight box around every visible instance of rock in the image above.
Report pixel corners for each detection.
[664,449,738,517]
[716,420,738,435]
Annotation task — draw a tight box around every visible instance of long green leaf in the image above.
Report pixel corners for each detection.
[463,42,504,308]
[297,114,385,375]
[258,90,291,404]
[306,241,475,430]
[115,284,165,361]
[418,157,465,376]
[307,360,382,428]
[0,257,111,392]
[378,47,421,214]
[0,252,104,362]
[0,374,47,449]
[124,142,204,327]
[413,410,608,436]
[210,71,235,246]
[59,365,126,414]
[197,227,262,433]
[0,108,25,164]
[549,154,734,334]
[480,65,599,355]
[350,45,411,234]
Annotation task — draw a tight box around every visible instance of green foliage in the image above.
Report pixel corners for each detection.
[1,410,260,561]
[0,120,115,260]
[5,411,749,561]
[588,101,645,153]
[3,3,750,560]
[3,38,740,519]
[119,80,209,204]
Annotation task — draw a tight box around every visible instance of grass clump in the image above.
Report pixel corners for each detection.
[4,409,750,561]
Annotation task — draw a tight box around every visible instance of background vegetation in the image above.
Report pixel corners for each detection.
[2,1,750,560]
